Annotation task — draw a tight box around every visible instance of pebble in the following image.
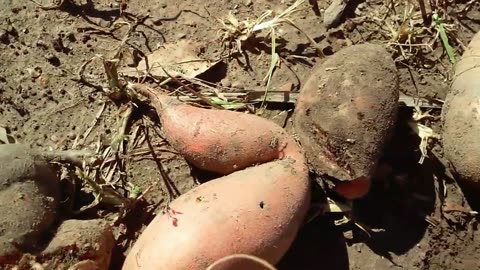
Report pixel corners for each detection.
[323,0,348,29]
[26,67,42,79]
[36,39,48,49]
[67,132,77,140]
[44,53,61,66]
[176,32,186,39]
[221,78,232,88]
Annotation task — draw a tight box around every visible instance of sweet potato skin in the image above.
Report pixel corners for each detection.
[442,31,480,188]
[135,84,295,175]
[123,84,310,270]
[123,159,310,270]
[293,43,399,198]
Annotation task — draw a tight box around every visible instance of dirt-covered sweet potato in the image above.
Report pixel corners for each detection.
[442,31,480,189]
[0,144,60,263]
[122,84,311,270]
[293,43,399,199]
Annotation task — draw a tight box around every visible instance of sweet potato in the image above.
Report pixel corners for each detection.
[206,254,277,270]
[123,84,310,270]
[133,84,299,175]
[292,43,399,199]
[0,144,60,263]
[442,31,480,190]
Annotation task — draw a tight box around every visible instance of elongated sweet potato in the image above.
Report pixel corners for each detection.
[123,84,311,270]
[293,43,399,199]
[133,84,300,175]
[442,31,480,190]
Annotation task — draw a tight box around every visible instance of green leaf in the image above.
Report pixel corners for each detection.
[433,13,456,65]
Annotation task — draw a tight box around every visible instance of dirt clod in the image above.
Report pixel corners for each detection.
[42,219,115,270]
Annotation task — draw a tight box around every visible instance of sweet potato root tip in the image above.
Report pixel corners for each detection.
[333,176,371,200]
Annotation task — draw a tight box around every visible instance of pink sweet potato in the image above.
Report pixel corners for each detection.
[133,84,300,175]
[122,84,311,270]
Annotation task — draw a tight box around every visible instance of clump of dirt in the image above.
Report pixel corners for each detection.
[0,0,479,269]
[41,219,115,270]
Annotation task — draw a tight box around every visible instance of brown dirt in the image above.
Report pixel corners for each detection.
[0,0,479,270]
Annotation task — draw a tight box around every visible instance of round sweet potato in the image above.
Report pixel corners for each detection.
[293,43,399,199]
[123,84,311,270]
[442,31,480,189]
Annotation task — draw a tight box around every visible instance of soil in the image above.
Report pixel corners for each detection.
[0,0,479,269]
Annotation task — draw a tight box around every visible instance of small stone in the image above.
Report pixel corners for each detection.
[39,76,49,88]
[44,53,61,66]
[220,78,231,88]
[176,32,186,39]
[26,66,42,79]
[323,0,347,29]
[50,134,59,143]
[35,39,48,49]
[11,7,22,13]
[67,132,76,140]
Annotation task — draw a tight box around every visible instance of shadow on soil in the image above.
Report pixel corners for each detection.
[278,217,350,270]
[278,107,437,269]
